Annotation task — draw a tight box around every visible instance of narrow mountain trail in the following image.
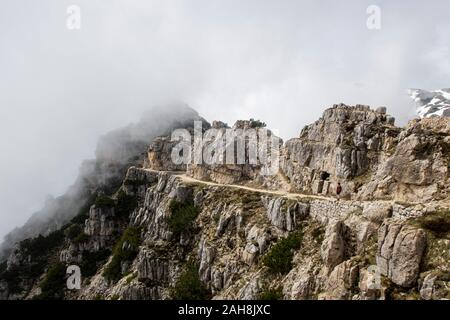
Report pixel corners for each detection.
[177,173,333,201]
[143,168,393,203]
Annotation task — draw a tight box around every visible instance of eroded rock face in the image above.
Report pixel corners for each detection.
[283,258,317,300]
[131,172,188,242]
[262,196,309,231]
[319,260,359,300]
[236,276,263,300]
[362,202,392,224]
[214,204,241,238]
[198,240,216,284]
[359,117,450,202]
[84,206,117,251]
[137,250,170,284]
[281,104,398,195]
[122,167,159,196]
[377,220,427,287]
[278,105,449,204]
[358,266,384,300]
[321,221,347,271]
[187,120,282,185]
[146,136,187,172]
[6,244,24,271]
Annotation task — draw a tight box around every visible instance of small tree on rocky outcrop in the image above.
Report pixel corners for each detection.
[167,199,199,239]
[173,262,210,300]
[263,231,303,275]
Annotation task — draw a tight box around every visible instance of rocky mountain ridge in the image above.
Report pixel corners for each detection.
[0,104,449,300]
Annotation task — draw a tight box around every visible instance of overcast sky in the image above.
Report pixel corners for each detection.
[0,0,449,239]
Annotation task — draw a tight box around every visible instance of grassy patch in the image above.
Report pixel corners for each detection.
[262,231,303,275]
[167,199,199,238]
[103,226,142,282]
[173,262,210,300]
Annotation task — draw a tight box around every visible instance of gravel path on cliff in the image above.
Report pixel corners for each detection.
[178,173,333,200]
[142,169,426,206]
[144,169,341,201]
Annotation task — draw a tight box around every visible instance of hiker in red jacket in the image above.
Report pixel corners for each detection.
[336,182,342,198]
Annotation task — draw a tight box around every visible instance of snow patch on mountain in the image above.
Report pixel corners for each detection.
[408,88,450,118]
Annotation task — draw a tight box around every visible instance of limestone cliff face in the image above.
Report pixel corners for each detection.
[186,119,282,186]
[358,117,450,203]
[280,104,399,196]
[0,105,449,300]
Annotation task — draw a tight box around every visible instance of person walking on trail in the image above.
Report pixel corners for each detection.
[336,182,342,199]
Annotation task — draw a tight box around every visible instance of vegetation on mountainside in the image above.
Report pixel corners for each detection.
[33,262,67,300]
[115,190,138,219]
[103,226,142,282]
[173,262,210,300]
[94,194,115,208]
[167,199,199,238]
[411,210,450,275]
[80,249,111,277]
[0,229,66,294]
[263,231,303,275]
[64,224,83,241]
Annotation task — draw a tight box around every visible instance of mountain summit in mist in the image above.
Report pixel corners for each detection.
[0,104,206,260]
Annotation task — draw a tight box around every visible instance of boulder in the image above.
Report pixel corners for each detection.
[262,197,309,231]
[319,260,359,300]
[321,221,346,271]
[377,220,426,287]
[419,273,437,300]
[362,202,392,224]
